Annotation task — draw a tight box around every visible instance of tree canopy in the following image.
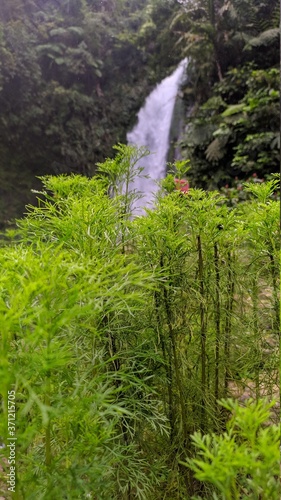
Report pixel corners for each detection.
[173,0,279,187]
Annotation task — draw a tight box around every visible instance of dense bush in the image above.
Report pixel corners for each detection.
[0,146,279,498]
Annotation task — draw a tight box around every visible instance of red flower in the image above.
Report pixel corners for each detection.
[174,178,189,194]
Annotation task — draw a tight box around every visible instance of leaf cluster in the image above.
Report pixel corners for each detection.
[180,65,279,188]
[186,399,281,499]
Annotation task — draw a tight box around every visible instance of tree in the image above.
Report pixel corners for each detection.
[172,0,279,99]
[173,0,280,188]
[180,65,279,187]
[0,0,179,226]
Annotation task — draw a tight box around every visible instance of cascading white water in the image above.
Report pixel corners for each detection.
[127,58,188,214]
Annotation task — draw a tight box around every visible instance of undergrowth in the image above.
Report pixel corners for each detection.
[0,145,279,499]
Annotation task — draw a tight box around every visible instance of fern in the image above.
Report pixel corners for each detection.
[247,28,279,48]
[187,123,217,147]
[259,1,279,31]
[205,138,226,162]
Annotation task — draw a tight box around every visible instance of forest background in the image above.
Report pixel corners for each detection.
[0,0,279,227]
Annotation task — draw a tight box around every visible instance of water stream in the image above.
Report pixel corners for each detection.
[127,59,188,214]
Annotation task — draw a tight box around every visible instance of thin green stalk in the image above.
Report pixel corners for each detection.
[120,168,130,254]
[161,282,193,497]
[154,290,174,440]
[107,330,129,444]
[251,276,260,399]
[106,320,132,498]
[268,248,280,336]
[224,251,235,396]
[45,332,52,468]
[162,283,188,444]
[197,235,206,432]
[45,378,51,467]
[214,242,220,413]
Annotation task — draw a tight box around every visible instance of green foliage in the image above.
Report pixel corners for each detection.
[185,399,281,500]
[180,65,279,188]
[220,173,280,207]
[246,28,280,48]
[0,0,180,226]
[0,0,279,223]
[0,148,279,497]
[0,146,169,499]
[172,0,279,189]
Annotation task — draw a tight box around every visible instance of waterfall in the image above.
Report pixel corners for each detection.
[127,58,188,214]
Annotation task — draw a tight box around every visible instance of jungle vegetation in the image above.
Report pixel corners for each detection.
[0,0,279,226]
[0,148,279,498]
[0,1,280,497]
[175,0,280,188]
